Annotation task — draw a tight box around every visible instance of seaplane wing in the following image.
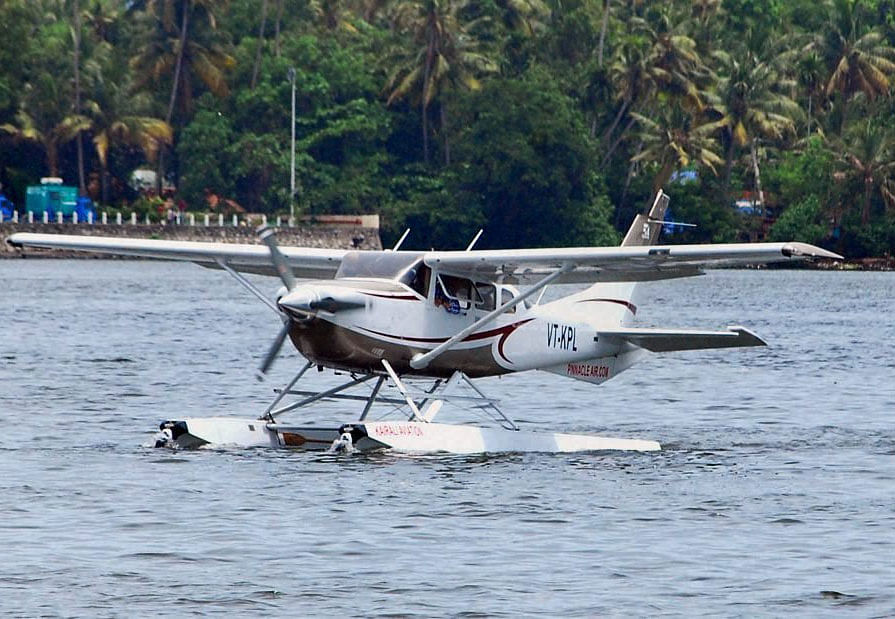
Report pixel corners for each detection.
[6,233,347,279]
[424,242,841,284]
[597,325,766,352]
[8,233,840,284]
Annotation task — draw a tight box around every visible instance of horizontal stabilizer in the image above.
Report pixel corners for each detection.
[598,325,766,352]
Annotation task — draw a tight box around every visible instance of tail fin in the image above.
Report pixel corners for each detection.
[621,190,670,247]
[579,190,671,326]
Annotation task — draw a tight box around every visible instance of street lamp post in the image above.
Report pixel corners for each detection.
[288,66,296,224]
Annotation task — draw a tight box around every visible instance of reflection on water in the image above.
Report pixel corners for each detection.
[1,261,894,616]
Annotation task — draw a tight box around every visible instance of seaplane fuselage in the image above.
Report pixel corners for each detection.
[281,261,638,382]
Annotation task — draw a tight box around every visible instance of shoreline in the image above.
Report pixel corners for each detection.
[1,221,382,258]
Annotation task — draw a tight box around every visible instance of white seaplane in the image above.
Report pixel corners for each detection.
[7,192,840,454]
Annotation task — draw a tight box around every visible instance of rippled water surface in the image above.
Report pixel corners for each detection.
[1,260,894,616]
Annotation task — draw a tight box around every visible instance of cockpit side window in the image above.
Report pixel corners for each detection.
[500,287,516,313]
[474,282,496,311]
[435,274,473,310]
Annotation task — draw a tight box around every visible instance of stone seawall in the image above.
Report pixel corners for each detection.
[1,222,382,257]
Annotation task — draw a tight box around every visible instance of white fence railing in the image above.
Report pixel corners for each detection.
[3,211,299,228]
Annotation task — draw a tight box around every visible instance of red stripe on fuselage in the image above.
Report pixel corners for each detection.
[577,298,638,315]
[357,318,534,348]
[361,292,421,301]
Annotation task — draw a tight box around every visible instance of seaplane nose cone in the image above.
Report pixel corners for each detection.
[279,288,319,316]
[274,285,289,303]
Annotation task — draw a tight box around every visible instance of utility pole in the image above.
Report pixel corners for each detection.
[288,66,296,224]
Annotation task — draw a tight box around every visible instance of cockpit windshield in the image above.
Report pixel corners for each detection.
[335,251,423,280]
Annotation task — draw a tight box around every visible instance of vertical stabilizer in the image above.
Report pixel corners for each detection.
[579,190,672,328]
[621,190,670,247]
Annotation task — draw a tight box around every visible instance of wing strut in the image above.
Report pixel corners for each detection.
[410,263,575,370]
[215,258,280,315]
[381,359,424,421]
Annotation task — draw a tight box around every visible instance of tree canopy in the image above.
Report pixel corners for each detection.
[2,0,895,255]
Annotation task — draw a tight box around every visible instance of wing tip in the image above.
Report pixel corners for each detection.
[781,242,843,261]
[726,325,767,347]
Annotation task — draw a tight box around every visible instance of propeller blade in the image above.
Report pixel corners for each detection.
[258,225,296,291]
[257,321,291,379]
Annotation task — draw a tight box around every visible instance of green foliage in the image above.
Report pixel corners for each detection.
[764,137,837,245]
[3,0,895,256]
[722,0,783,44]
[386,169,487,250]
[445,72,617,249]
[768,196,829,244]
[765,136,836,206]
[663,181,739,243]
[177,106,235,205]
[837,211,895,256]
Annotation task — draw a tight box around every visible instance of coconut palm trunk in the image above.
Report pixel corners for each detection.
[47,140,60,178]
[158,0,191,194]
[862,176,873,225]
[101,163,109,205]
[597,0,610,67]
[441,101,450,165]
[274,0,283,57]
[722,133,735,201]
[750,137,765,209]
[806,94,813,138]
[602,117,635,167]
[251,0,269,89]
[72,0,86,194]
[602,97,630,149]
[421,39,436,165]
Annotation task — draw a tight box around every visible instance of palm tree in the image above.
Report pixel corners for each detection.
[495,0,548,37]
[1,109,91,178]
[708,47,802,207]
[82,0,119,42]
[308,0,361,31]
[630,104,724,195]
[83,73,173,203]
[829,119,895,224]
[795,50,826,138]
[131,0,233,191]
[385,0,496,165]
[818,0,895,119]
[130,0,234,124]
[601,7,707,166]
[636,8,706,111]
[603,35,651,161]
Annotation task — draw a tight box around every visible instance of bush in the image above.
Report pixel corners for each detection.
[768,196,828,245]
